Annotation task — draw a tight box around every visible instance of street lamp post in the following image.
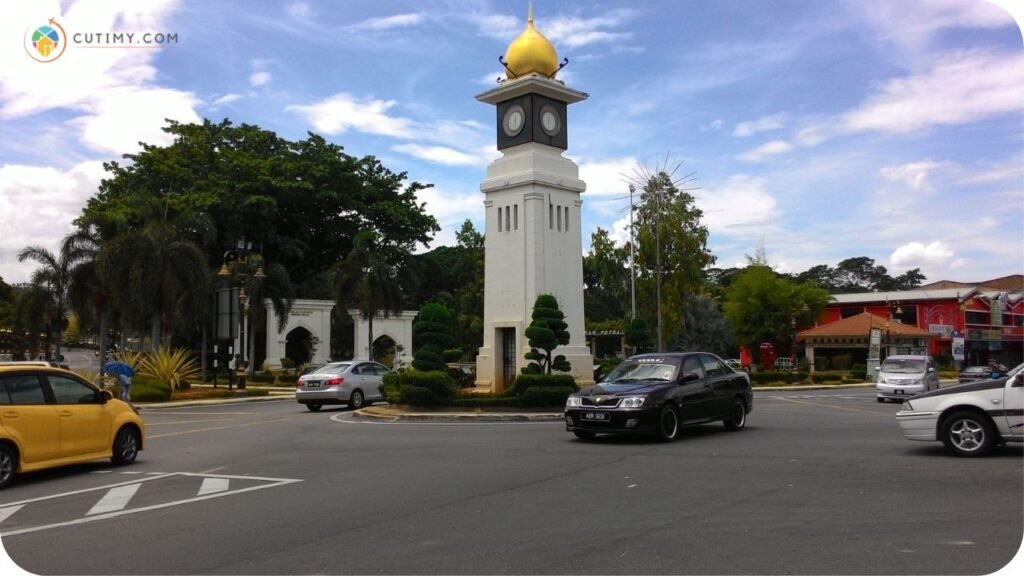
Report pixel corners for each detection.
[217,241,265,392]
[628,185,636,321]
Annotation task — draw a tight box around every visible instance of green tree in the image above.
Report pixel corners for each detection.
[675,295,735,357]
[630,169,715,350]
[17,243,83,360]
[723,265,830,356]
[335,230,414,361]
[523,294,571,374]
[583,227,629,322]
[411,302,456,372]
[624,317,653,355]
[96,205,211,350]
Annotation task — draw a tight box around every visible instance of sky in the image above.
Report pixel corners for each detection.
[1,0,1022,288]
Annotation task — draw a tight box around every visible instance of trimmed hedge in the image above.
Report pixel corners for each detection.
[506,373,577,396]
[749,371,809,385]
[129,375,171,402]
[381,369,458,406]
[516,385,576,407]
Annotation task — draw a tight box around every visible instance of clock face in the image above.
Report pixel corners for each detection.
[503,104,525,137]
[540,105,561,136]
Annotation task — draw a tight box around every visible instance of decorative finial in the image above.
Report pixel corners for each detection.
[528,3,534,27]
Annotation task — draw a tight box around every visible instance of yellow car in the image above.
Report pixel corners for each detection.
[0,364,145,489]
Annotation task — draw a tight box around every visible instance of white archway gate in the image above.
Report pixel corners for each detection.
[348,309,417,368]
[264,299,335,368]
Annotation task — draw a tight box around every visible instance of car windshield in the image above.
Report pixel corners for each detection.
[880,358,925,373]
[313,363,349,375]
[604,360,678,382]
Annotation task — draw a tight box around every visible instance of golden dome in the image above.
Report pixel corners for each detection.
[503,6,559,79]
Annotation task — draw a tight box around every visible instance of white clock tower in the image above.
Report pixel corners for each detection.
[474,8,594,392]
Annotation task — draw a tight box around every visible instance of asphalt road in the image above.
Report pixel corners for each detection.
[1,389,1021,575]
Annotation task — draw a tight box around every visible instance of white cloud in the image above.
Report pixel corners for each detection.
[392,144,486,166]
[889,241,965,273]
[880,161,944,192]
[249,71,271,87]
[733,115,786,138]
[737,140,793,162]
[699,119,724,132]
[545,9,637,48]
[0,161,106,284]
[843,49,1024,133]
[695,175,780,231]
[286,2,314,20]
[464,12,521,41]
[346,13,425,32]
[286,93,415,138]
[576,156,640,199]
[212,93,243,106]
[67,87,200,155]
[0,0,198,155]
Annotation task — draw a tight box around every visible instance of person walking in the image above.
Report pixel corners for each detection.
[117,372,133,402]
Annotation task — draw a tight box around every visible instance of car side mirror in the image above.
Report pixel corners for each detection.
[99,389,112,403]
[1013,374,1022,388]
[683,372,701,382]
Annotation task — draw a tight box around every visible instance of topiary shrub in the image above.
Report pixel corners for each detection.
[523,294,571,374]
[386,369,457,406]
[412,302,456,372]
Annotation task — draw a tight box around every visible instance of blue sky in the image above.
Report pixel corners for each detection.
[1,0,1022,287]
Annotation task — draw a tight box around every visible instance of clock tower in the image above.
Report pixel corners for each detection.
[474,7,594,391]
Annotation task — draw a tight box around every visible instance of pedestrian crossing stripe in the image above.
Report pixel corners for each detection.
[0,472,301,537]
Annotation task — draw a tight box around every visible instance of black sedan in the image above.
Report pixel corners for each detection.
[564,352,753,441]
[957,365,1005,383]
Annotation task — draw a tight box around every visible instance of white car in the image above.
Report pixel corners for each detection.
[895,363,1023,456]
[294,360,390,412]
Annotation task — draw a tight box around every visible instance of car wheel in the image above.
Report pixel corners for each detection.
[306,403,322,412]
[0,445,17,489]
[941,410,996,457]
[573,430,596,441]
[723,398,747,431]
[111,427,139,466]
[656,405,679,442]
[877,397,886,403]
[349,390,365,409]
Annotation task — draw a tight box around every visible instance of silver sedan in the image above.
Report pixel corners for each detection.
[295,361,391,412]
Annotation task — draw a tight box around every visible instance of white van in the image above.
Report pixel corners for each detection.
[875,354,940,402]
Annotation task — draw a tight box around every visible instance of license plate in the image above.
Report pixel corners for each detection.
[305,381,321,389]
[582,412,608,421]
[895,389,903,395]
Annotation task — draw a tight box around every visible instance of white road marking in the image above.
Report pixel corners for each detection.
[197,477,230,496]
[87,483,141,516]
[0,505,24,523]
[0,472,302,537]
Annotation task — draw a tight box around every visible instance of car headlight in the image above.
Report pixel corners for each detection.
[619,396,645,408]
[566,396,582,408]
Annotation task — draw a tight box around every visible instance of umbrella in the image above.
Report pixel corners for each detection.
[104,361,135,377]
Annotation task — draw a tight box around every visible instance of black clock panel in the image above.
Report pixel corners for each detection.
[496,94,567,150]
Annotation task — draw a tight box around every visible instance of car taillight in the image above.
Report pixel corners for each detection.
[326,377,344,387]
[295,379,302,388]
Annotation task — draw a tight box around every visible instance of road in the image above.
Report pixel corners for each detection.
[1,389,1021,575]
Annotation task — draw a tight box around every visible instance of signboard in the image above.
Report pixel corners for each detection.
[215,287,239,340]
[867,328,881,382]
[952,336,965,362]
[928,324,954,338]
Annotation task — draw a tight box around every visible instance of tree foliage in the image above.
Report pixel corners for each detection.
[632,170,715,347]
[523,294,571,374]
[675,295,735,357]
[412,302,456,372]
[723,265,831,351]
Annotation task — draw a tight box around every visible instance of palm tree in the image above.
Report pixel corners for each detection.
[64,224,118,376]
[675,294,735,357]
[98,207,212,350]
[17,244,82,360]
[334,230,414,361]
